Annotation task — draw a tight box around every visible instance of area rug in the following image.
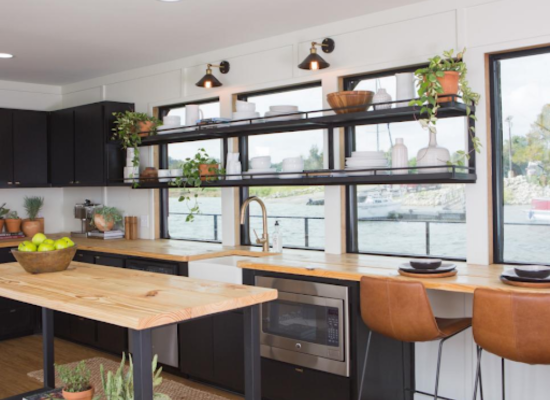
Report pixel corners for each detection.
[28,357,230,400]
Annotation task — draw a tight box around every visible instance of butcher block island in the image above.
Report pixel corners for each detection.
[0,261,277,400]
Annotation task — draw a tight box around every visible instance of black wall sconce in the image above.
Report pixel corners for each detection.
[196,61,230,88]
[298,38,335,70]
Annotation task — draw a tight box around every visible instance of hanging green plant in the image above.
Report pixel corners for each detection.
[170,148,224,222]
[112,111,162,185]
[410,48,481,166]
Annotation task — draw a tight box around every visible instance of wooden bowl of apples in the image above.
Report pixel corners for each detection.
[12,234,77,274]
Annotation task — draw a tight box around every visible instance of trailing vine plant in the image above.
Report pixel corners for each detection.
[409,48,481,166]
[170,148,224,222]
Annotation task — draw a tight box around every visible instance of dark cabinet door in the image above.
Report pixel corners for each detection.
[213,311,245,393]
[97,321,127,355]
[74,104,104,185]
[0,109,13,186]
[180,316,215,382]
[54,311,73,339]
[75,251,95,264]
[70,315,96,346]
[0,247,16,264]
[93,254,125,268]
[12,110,48,185]
[50,109,75,185]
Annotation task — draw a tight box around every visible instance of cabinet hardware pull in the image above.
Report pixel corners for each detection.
[69,181,74,184]
[75,181,80,184]
[7,182,12,185]
[15,182,21,185]
[295,368,304,373]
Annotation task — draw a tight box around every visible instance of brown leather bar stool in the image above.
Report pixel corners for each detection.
[359,276,472,400]
[472,288,550,399]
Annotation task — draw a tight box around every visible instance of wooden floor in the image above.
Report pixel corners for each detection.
[0,335,242,400]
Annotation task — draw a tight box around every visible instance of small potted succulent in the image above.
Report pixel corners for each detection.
[100,353,170,399]
[91,206,123,232]
[410,48,481,164]
[112,111,162,168]
[55,361,94,400]
[5,211,22,233]
[22,196,44,238]
[171,148,223,222]
[0,203,8,233]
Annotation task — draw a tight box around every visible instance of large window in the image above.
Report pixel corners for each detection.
[239,84,325,250]
[345,69,468,259]
[492,47,550,265]
[159,100,223,242]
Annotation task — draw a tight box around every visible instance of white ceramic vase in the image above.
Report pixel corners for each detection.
[391,138,409,174]
[395,72,415,107]
[416,131,451,174]
[373,88,392,110]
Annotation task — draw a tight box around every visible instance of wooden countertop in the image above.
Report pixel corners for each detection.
[0,235,271,262]
[0,262,277,330]
[237,253,550,294]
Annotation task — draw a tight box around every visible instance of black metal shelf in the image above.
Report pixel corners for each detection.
[137,96,471,146]
[127,165,476,188]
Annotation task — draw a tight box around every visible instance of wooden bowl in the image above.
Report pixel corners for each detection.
[327,91,375,114]
[12,246,77,274]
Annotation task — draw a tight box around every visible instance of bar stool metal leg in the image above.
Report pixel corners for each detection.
[433,338,446,399]
[473,346,483,400]
[501,358,505,400]
[357,330,372,400]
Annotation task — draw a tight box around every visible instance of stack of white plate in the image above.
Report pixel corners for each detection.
[245,156,278,179]
[232,101,260,125]
[345,151,388,176]
[264,105,303,122]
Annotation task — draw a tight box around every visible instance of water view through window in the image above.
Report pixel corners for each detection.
[494,50,550,264]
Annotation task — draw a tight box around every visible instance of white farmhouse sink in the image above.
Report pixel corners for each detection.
[188,256,258,284]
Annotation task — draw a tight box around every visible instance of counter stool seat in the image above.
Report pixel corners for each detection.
[359,276,471,400]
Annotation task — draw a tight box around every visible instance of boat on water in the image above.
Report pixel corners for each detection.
[358,195,401,218]
[525,198,550,222]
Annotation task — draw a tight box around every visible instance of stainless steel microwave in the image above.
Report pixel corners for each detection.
[255,276,350,377]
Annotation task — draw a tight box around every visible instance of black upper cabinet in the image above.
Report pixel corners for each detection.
[50,108,75,186]
[50,101,133,187]
[0,109,48,187]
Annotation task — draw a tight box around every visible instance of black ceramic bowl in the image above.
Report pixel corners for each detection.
[409,259,442,270]
[514,265,550,279]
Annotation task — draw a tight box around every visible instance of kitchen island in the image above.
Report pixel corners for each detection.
[0,261,277,400]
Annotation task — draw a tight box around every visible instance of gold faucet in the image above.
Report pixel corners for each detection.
[240,196,270,252]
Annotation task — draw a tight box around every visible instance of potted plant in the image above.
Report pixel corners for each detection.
[22,196,44,238]
[410,48,481,165]
[5,211,22,233]
[91,206,123,232]
[100,353,170,399]
[0,203,8,233]
[171,148,223,222]
[112,111,162,168]
[55,360,94,400]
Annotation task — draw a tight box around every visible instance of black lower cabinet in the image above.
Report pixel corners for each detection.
[180,316,215,382]
[213,311,245,393]
[262,358,350,400]
[0,247,37,340]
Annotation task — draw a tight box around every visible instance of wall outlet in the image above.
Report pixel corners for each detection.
[140,215,149,228]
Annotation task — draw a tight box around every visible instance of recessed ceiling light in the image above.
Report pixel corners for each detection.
[0,53,14,59]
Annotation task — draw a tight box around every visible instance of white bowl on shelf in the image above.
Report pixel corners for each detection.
[250,156,272,170]
[236,101,256,112]
[351,151,386,158]
[170,168,183,182]
[244,168,277,179]
[158,169,171,183]
[270,105,298,112]
[346,159,388,167]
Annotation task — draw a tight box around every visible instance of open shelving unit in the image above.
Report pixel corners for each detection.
[124,95,476,188]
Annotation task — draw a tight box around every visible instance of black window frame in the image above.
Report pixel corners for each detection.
[490,45,550,265]
[236,82,325,250]
[343,64,467,261]
[158,97,226,243]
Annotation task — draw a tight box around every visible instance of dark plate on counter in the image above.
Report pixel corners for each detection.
[502,269,550,283]
[399,263,456,274]
[514,265,550,279]
[409,259,442,270]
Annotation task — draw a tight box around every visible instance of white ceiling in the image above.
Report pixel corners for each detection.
[0,0,425,86]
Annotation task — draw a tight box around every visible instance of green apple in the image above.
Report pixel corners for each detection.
[32,233,48,246]
[43,239,55,245]
[54,239,68,250]
[18,241,37,252]
[38,243,55,252]
[62,237,75,247]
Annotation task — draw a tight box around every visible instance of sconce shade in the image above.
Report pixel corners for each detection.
[298,52,330,70]
[196,73,223,88]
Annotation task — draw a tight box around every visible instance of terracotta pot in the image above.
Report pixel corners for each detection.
[5,219,22,233]
[22,220,43,238]
[138,121,154,137]
[199,163,219,181]
[62,387,94,400]
[436,71,459,103]
[0,220,4,233]
[94,214,115,232]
